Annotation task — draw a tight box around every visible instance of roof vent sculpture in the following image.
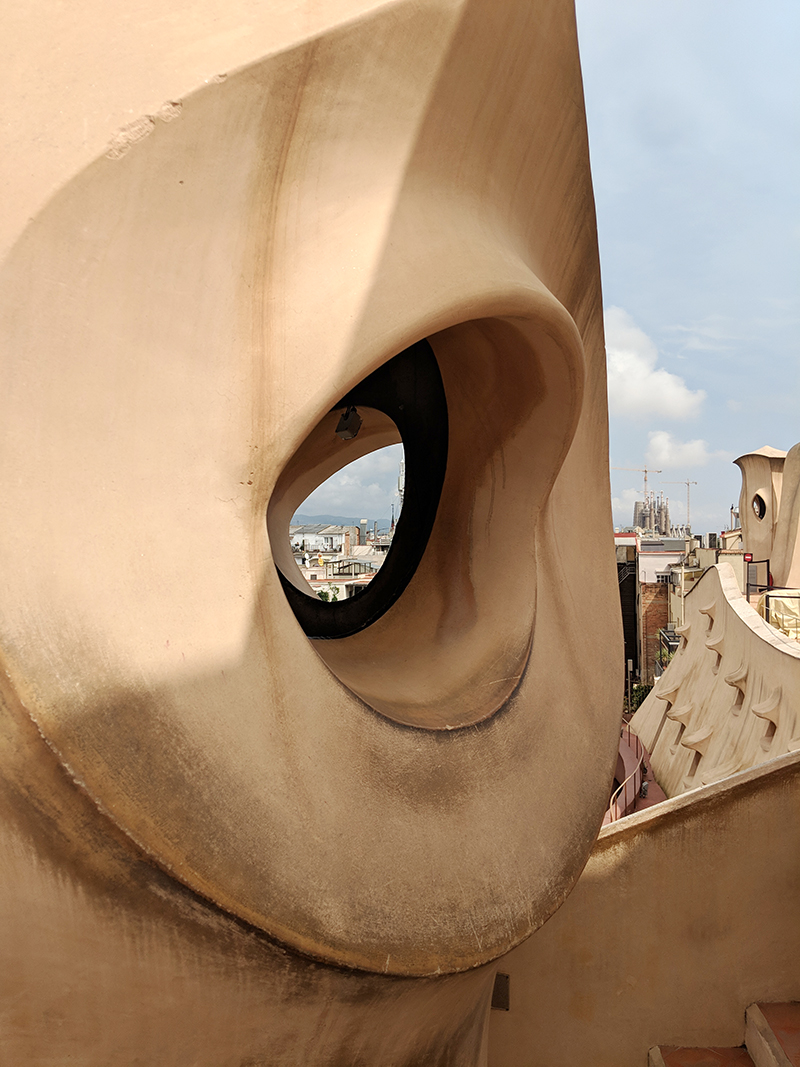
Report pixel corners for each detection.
[0,0,623,1062]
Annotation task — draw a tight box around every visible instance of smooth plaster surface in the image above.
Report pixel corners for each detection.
[771,444,800,588]
[0,678,496,1065]
[735,444,800,588]
[735,447,787,567]
[0,0,621,1052]
[488,750,800,1067]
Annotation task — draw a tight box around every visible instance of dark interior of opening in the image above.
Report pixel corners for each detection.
[277,338,448,639]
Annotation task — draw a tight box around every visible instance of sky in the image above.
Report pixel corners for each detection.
[296,442,404,524]
[300,2,800,532]
[577,0,800,533]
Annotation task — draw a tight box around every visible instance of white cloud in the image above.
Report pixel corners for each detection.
[645,430,730,469]
[666,317,738,353]
[299,444,403,519]
[605,306,706,419]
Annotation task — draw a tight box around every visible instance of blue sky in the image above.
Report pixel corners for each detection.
[301,2,799,531]
[578,0,800,532]
[296,441,404,523]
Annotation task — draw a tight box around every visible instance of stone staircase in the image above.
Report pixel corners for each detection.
[649,1003,800,1067]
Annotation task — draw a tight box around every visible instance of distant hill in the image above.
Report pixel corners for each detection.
[291,512,393,530]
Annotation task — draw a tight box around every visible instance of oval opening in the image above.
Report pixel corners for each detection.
[268,339,449,640]
[289,444,404,602]
[267,313,584,730]
[752,493,767,520]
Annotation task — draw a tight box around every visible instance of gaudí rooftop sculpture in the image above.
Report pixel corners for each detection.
[1,1,797,1064]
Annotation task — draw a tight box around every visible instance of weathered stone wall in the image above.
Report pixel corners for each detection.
[0,0,622,1060]
[488,751,800,1067]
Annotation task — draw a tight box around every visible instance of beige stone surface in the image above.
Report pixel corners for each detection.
[0,0,620,1010]
[771,443,800,587]
[632,563,800,797]
[735,442,800,587]
[735,446,787,564]
[487,751,800,1067]
[0,0,406,263]
[0,678,495,1066]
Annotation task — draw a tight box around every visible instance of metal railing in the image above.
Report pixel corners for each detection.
[606,723,646,824]
[760,590,800,641]
[656,627,679,676]
[746,558,771,599]
[617,561,636,585]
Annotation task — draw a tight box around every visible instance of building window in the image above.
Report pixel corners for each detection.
[656,573,671,585]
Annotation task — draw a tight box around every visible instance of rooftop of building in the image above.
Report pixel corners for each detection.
[289,523,357,536]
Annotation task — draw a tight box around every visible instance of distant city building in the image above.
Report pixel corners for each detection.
[632,491,672,536]
[616,526,749,686]
[289,524,359,553]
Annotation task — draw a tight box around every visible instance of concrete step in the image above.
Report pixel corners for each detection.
[649,1003,800,1067]
[747,1003,800,1067]
[649,1047,754,1066]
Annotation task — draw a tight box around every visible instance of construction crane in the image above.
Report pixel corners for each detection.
[662,480,698,529]
[611,466,662,500]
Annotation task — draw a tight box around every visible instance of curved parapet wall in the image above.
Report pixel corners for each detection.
[632,563,800,798]
[488,750,800,1067]
[0,0,621,1003]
